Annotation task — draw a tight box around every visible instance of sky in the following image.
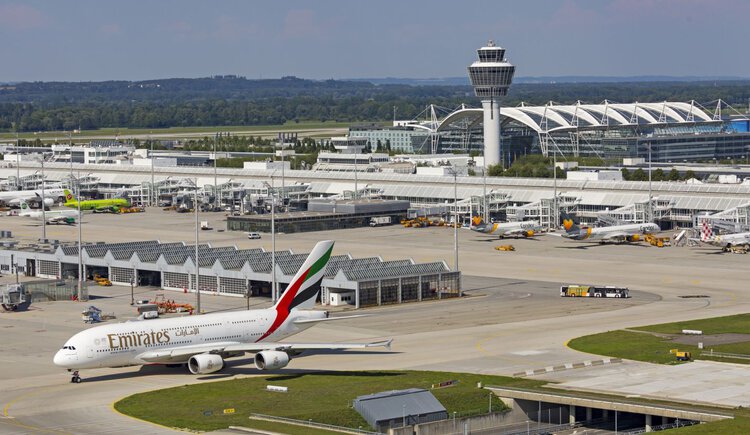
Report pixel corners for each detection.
[1,0,748,82]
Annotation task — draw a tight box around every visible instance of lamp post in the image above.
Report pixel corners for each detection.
[447,167,459,271]
[75,172,83,301]
[647,143,653,222]
[15,129,20,190]
[263,177,277,303]
[194,178,200,314]
[130,276,135,306]
[150,136,155,206]
[184,178,201,314]
[213,133,218,209]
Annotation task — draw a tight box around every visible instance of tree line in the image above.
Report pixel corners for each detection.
[1,76,749,132]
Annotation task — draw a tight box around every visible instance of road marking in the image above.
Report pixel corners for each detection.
[2,384,73,434]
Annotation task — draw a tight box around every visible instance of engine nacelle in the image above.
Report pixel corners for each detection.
[187,354,224,374]
[525,230,535,237]
[254,350,290,370]
[627,234,641,242]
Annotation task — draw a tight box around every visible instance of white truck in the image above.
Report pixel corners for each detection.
[369,216,392,227]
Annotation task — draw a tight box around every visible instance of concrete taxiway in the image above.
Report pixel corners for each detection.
[0,209,748,433]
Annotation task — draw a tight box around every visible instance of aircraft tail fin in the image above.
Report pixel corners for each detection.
[700,219,714,242]
[18,199,30,214]
[273,240,334,312]
[64,189,76,203]
[470,216,483,228]
[560,212,580,234]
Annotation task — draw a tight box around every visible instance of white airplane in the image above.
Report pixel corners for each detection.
[54,240,392,383]
[469,216,543,238]
[18,200,77,225]
[0,187,65,207]
[698,220,750,251]
[557,213,660,244]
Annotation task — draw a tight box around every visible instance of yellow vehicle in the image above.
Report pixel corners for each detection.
[645,234,671,247]
[670,349,692,361]
[495,245,515,251]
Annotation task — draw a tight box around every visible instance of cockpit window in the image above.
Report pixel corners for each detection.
[62,345,76,350]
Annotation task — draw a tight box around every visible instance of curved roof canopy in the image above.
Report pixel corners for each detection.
[437,101,716,134]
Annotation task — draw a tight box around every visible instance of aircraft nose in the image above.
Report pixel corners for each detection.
[53,350,67,367]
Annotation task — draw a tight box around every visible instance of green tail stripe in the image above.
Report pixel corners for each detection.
[303,245,333,284]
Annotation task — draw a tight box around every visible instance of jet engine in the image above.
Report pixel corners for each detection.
[525,230,535,237]
[627,234,641,242]
[254,350,290,370]
[187,354,224,374]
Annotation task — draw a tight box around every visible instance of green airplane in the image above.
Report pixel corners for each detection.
[63,189,130,212]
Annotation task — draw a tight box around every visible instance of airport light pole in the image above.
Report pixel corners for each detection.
[213,133,218,209]
[76,172,83,301]
[262,177,277,303]
[194,178,200,314]
[553,151,558,229]
[647,143,653,222]
[150,136,155,207]
[15,129,20,190]
[448,167,459,272]
[38,156,47,240]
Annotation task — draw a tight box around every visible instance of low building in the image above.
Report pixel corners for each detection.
[227,200,410,234]
[354,388,448,432]
[0,239,460,308]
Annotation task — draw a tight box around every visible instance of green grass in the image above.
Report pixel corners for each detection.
[569,314,750,365]
[0,120,358,140]
[115,371,544,432]
[634,314,750,335]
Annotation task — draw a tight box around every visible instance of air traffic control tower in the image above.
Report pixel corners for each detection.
[468,40,515,167]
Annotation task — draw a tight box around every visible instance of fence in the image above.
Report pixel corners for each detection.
[250,413,383,435]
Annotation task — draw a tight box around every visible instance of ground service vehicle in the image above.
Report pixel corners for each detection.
[670,349,692,361]
[560,285,629,298]
[247,232,261,239]
[369,216,392,227]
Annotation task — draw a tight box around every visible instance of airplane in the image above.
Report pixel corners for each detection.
[18,199,77,225]
[63,189,129,212]
[0,187,65,207]
[54,240,392,383]
[558,212,660,244]
[698,219,750,252]
[470,216,543,238]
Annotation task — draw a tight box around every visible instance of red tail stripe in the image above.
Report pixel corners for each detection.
[255,269,310,342]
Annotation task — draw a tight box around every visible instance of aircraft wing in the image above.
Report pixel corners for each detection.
[601,232,630,242]
[138,339,392,363]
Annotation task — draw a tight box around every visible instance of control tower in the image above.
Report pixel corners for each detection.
[467,40,515,167]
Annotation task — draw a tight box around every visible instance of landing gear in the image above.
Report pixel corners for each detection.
[70,370,82,383]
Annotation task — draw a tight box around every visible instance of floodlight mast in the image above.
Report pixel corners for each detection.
[467,40,515,168]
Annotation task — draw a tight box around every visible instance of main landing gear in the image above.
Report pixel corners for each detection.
[70,370,82,383]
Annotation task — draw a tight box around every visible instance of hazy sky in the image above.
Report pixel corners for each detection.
[1,0,747,82]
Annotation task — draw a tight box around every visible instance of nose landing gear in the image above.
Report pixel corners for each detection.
[70,370,82,383]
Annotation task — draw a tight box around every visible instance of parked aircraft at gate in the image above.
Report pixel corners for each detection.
[698,220,750,251]
[63,189,129,212]
[18,200,77,224]
[557,213,659,244]
[0,188,63,207]
[54,240,391,383]
[470,216,542,238]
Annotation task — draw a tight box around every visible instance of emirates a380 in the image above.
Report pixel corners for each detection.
[54,240,391,383]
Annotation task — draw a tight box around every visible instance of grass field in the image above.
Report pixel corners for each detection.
[568,314,750,365]
[114,370,545,432]
[0,120,363,141]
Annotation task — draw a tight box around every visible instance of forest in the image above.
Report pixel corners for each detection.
[1,76,749,132]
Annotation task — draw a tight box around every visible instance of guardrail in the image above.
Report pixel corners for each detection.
[701,350,750,360]
[250,413,383,435]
